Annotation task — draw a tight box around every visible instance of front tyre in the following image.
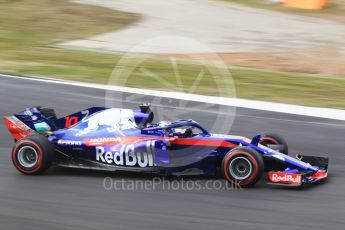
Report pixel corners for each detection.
[259,132,288,155]
[222,147,264,188]
[12,135,55,175]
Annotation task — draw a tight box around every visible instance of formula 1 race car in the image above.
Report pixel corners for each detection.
[4,105,328,187]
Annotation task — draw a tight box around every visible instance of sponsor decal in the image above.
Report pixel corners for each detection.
[84,136,162,147]
[23,110,33,116]
[12,117,33,133]
[4,116,34,139]
[95,141,155,167]
[57,139,83,146]
[84,137,123,146]
[268,172,302,185]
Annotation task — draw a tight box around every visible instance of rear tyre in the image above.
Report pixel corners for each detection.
[222,147,264,188]
[12,135,55,175]
[259,132,288,155]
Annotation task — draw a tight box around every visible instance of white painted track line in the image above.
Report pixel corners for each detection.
[1,73,344,121]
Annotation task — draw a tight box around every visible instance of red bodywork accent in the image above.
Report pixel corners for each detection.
[84,136,238,148]
[171,139,237,148]
[309,171,328,180]
[3,116,33,140]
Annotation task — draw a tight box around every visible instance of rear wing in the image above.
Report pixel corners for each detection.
[3,115,36,140]
[3,107,106,140]
[3,107,57,140]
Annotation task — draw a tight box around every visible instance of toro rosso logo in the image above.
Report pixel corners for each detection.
[268,172,302,185]
[96,141,155,167]
[76,109,137,136]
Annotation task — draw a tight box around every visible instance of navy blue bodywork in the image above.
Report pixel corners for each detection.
[4,106,329,186]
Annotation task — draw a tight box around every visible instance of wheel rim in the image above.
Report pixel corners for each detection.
[17,146,38,168]
[229,157,252,180]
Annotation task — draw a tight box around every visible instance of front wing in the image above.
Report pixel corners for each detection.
[266,155,328,186]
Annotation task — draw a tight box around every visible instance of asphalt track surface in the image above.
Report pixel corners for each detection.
[0,75,345,230]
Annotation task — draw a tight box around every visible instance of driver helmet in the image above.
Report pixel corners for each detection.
[158,120,172,127]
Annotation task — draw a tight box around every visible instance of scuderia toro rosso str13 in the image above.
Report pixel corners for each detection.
[4,104,328,188]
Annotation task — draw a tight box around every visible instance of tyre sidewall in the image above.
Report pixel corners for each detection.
[222,147,264,187]
[12,135,54,175]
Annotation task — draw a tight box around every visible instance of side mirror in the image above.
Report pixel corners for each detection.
[251,134,261,146]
